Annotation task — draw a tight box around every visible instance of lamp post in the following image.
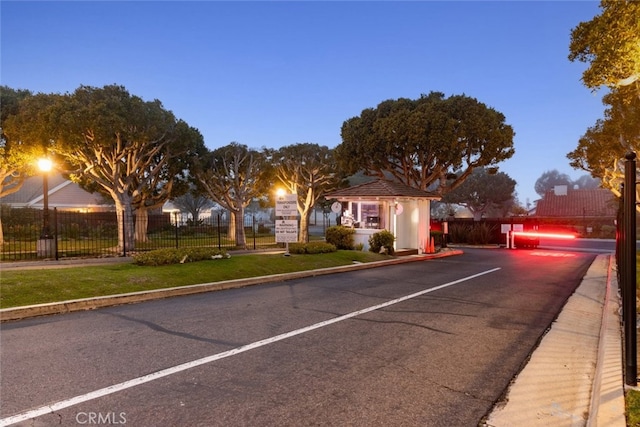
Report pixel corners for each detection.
[37,158,55,258]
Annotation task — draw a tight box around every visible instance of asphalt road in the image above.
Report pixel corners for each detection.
[0,248,597,427]
[538,237,617,253]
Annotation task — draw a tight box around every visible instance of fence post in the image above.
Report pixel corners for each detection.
[122,210,127,257]
[174,212,179,249]
[252,215,256,250]
[217,213,222,250]
[53,207,59,260]
[623,152,637,386]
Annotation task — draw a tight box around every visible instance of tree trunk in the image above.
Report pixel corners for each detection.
[234,206,247,249]
[299,210,310,243]
[114,196,135,254]
[134,208,150,243]
[298,190,313,243]
[0,217,4,246]
[227,212,236,242]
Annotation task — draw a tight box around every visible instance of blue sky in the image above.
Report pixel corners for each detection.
[1,1,605,207]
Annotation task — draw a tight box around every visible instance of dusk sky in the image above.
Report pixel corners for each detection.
[1,1,606,206]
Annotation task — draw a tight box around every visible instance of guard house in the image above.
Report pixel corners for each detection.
[325,179,440,253]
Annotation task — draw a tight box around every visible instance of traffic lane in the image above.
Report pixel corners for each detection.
[538,237,616,253]
[1,249,596,426]
[16,249,596,426]
[0,255,499,417]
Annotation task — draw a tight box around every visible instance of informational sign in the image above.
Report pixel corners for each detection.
[501,223,524,234]
[276,194,298,217]
[331,201,342,214]
[275,219,298,243]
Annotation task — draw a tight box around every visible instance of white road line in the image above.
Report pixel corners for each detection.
[1,267,500,426]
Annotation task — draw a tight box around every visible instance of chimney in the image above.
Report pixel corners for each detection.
[554,185,568,196]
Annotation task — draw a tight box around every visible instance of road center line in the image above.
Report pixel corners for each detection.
[1,267,500,426]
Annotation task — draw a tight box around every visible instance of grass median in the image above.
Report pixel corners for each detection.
[0,250,392,309]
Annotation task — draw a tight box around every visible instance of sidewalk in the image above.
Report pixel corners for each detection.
[484,253,626,426]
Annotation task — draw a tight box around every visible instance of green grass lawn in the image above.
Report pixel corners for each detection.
[0,250,390,308]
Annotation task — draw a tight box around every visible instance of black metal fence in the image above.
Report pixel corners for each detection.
[431,215,619,246]
[1,207,281,261]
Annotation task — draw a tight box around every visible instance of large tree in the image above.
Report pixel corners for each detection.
[336,92,515,196]
[194,142,271,248]
[129,121,206,242]
[442,167,516,220]
[0,86,39,244]
[567,84,640,197]
[4,84,203,252]
[567,1,640,196]
[269,143,345,243]
[0,86,36,195]
[569,0,640,89]
[170,189,215,224]
[534,169,573,197]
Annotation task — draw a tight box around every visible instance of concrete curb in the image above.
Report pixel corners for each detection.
[0,250,463,322]
[588,256,626,426]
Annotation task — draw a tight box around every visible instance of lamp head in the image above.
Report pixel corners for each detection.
[38,158,53,172]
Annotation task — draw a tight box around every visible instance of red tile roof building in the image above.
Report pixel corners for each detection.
[534,186,617,218]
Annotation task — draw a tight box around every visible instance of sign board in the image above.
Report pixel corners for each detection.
[275,219,298,243]
[501,223,524,234]
[276,194,298,217]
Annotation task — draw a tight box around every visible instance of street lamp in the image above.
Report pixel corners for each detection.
[36,158,55,258]
[38,158,53,239]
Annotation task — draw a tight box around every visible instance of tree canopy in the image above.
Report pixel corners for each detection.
[0,86,39,244]
[268,143,345,242]
[3,84,205,251]
[0,86,45,200]
[441,167,516,220]
[569,0,640,89]
[567,84,640,196]
[194,142,271,248]
[336,92,514,196]
[534,170,573,197]
[567,1,640,198]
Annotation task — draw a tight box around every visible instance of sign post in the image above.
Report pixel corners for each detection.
[275,193,298,256]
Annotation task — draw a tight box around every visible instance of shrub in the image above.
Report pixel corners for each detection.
[368,230,395,255]
[468,223,495,245]
[288,242,337,254]
[448,223,471,244]
[133,247,229,266]
[430,230,443,247]
[325,226,355,250]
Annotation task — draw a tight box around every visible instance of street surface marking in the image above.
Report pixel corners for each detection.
[530,251,576,257]
[1,267,500,426]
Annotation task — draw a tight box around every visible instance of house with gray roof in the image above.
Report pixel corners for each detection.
[0,173,112,212]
